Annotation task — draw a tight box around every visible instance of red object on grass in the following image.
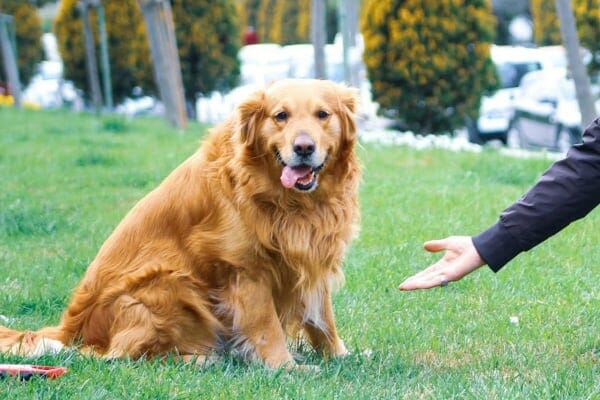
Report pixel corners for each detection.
[0,364,68,380]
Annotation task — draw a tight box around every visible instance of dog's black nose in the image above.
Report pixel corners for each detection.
[293,134,315,156]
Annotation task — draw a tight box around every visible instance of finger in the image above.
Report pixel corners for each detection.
[398,263,447,291]
[423,239,448,253]
[398,275,445,291]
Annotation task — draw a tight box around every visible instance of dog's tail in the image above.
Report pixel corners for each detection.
[0,283,97,357]
[0,282,100,357]
[0,325,66,357]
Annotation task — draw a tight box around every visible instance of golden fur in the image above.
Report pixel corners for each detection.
[0,79,361,368]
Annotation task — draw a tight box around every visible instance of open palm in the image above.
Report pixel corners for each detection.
[398,236,486,290]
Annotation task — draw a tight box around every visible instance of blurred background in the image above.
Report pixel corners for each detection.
[1,0,599,153]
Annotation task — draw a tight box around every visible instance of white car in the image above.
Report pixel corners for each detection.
[469,45,543,144]
[507,68,600,152]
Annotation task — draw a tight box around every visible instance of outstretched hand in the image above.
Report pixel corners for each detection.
[398,236,486,291]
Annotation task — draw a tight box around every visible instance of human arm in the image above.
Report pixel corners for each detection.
[399,118,600,290]
[474,117,600,271]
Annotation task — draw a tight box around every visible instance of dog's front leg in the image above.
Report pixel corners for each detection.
[303,291,348,359]
[232,275,295,369]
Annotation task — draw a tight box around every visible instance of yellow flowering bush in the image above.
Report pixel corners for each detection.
[53,0,240,104]
[361,0,498,133]
[54,0,153,103]
[171,0,240,96]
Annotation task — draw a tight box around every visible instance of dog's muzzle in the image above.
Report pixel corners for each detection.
[276,151,325,192]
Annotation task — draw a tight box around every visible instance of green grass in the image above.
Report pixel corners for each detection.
[0,107,598,399]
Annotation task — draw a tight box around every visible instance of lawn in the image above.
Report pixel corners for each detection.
[0,107,598,399]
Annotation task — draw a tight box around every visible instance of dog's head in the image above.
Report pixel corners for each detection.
[236,79,358,193]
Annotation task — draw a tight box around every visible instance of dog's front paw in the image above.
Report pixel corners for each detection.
[332,338,350,357]
[263,352,296,370]
[320,338,350,360]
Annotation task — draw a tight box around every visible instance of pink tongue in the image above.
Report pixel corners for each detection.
[280,166,313,188]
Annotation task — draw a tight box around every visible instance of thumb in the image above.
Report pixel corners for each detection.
[423,239,448,253]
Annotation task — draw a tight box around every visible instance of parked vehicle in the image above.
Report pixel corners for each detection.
[468,45,543,144]
[533,45,592,70]
[507,68,600,152]
[238,43,290,86]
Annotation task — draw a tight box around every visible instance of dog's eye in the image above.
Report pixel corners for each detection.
[317,110,330,120]
[274,111,288,122]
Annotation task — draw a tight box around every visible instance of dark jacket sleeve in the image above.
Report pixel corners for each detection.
[472,117,600,272]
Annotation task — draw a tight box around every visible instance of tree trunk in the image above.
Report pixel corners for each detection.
[79,1,103,113]
[0,14,22,107]
[554,0,596,127]
[311,0,326,79]
[137,0,187,129]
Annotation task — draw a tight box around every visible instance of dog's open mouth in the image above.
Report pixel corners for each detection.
[275,150,326,192]
[280,165,318,191]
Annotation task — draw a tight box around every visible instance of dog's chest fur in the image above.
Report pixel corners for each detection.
[202,190,353,338]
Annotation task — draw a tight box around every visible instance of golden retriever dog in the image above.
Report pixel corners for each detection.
[0,79,361,369]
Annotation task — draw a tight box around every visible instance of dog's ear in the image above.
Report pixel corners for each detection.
[335,84,359,142]
[237,89,266,146]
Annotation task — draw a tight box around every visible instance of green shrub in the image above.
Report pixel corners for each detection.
[172,0,240,96]
[53,0,153,104]
[271,0,311,45]
[361,0,498,134]
[53,0,240,104]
